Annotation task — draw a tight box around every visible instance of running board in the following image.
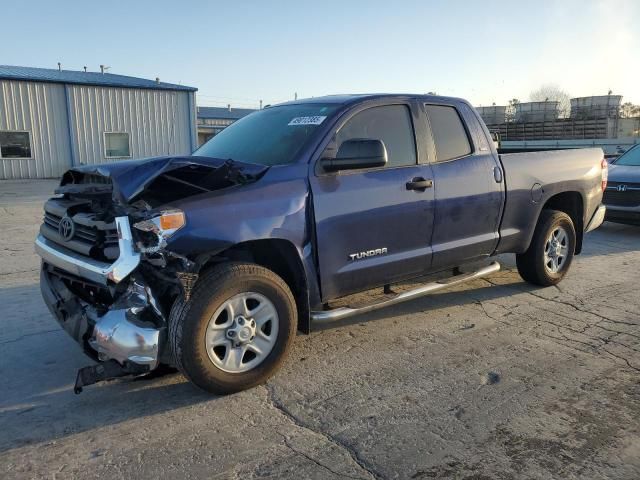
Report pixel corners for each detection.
[310,261,501,324]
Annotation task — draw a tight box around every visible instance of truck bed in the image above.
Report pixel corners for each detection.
[496,147,604,254]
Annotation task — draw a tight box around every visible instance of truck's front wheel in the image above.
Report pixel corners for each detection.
[169,262,297,394]
[516,210,576,286]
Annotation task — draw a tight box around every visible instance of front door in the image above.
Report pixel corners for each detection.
[310,103,435,301]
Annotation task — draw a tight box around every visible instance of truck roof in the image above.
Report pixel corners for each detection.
[277,93,467,107]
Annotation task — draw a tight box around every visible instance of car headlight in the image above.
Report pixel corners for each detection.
[133,209,186,239]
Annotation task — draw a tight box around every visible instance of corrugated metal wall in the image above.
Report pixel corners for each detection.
[1,81,195,179]
[66,85,193,167]
[0,80,72,179]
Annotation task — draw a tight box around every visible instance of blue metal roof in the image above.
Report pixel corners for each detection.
[197,106,256,120]
[0,65,196,92]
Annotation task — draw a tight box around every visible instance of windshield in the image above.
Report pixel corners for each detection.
[193,103,339,166]
[614,145,640,166]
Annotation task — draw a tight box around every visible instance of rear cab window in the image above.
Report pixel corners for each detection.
[336,104,417,168]
[425,104,472,162]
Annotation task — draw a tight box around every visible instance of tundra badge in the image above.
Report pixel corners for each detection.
[349,247,388,261]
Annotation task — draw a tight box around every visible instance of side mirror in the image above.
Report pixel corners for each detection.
[321,139,387,172]
[490,132,500,149]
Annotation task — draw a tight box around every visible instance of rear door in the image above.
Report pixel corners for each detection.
[424,102,504,269]
[310,102,435,300]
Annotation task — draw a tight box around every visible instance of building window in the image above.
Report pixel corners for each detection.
[104,132,131,158]
[0,131,32,159]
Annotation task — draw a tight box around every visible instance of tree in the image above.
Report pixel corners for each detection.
[505,98,520,121]
[620,102,640,118]
[529,84,571,117]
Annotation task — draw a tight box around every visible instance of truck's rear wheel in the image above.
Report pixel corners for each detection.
[169,262,297,394]
[516,210,576,286]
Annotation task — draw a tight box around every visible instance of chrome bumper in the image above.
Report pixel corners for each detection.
[585,205,606,233]
[34,216,140,285]
[90,282,163,369]
[41,267,164,370]
[91,310,161,368]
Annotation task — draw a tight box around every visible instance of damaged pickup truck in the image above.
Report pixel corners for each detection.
[35,94,608,394]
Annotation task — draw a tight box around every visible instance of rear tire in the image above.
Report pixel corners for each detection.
[516,210,576,287]
[169,262,297,394]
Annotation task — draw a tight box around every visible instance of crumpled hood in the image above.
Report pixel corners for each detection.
[59,156,269,204]
[609,164,640,184]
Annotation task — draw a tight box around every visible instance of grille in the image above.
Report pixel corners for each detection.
[604,182,640,208]
[41,203,119,261]
[44,211,101,244]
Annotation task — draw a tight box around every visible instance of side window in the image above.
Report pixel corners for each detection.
[336,105,416,168]
[425,104,472,162]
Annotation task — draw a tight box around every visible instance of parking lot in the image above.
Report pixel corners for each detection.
[1,179,639,480]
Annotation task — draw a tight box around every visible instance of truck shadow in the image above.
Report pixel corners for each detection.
[0,282,216,454]
[0,277,524,452]
[311,273,533,332]
[0,366,213,454]
[0,255,628,452]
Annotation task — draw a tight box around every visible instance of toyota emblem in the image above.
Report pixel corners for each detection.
[58,215,75,242]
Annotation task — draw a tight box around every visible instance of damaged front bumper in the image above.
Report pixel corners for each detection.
[37,217,169,392]
[89,281,163,368]
[40,267,165,391]
[35,216,140,285]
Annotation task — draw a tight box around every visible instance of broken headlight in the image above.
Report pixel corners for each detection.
[133,209,185,252]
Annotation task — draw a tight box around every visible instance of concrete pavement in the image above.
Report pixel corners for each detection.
[1,180,639,479]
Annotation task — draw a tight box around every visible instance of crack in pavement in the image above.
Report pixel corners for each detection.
[0,269,39,277]
[449,278,640,370]
[0,329,62,345]
[602,348,640,373]
[522,289,638,327]
[263,384,384,480]
[277,432,368,480]
[472,282,640,373]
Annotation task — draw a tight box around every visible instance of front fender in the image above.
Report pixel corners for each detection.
[162,164,323,319]
[167,166,309,257]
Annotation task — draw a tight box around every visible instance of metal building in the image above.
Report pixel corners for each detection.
[570,95,623,119]
[0,65,197,180]
[514,101,560,122]
[197,106,255,145]
[476,105,508,125]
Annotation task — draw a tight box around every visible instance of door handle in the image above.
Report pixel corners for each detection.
[494,166,503,183]
[406,177,433,191]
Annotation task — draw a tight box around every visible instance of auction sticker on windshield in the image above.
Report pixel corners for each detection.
[288,116,327,126]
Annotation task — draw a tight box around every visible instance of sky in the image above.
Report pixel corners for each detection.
[2,0,638,109]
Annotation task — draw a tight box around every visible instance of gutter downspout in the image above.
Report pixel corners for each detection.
[187,91,197,153]
[64,84,79,167]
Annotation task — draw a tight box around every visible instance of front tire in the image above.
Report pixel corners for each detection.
[516,210,576,286]
[169,262,297,394]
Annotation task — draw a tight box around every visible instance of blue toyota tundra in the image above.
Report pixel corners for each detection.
[35,94,608,394]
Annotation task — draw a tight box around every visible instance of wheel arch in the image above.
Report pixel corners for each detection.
[197,239,312,334]
[540,191,584,254]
